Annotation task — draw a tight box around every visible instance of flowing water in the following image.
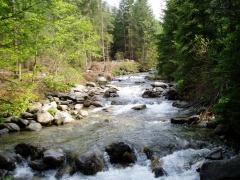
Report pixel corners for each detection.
[0,73,223,180]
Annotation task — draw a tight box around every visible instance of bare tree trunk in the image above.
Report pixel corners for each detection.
[11,0,21,80]
[124,25,127,59]
[100,1,106,70]
[32,50,38,82]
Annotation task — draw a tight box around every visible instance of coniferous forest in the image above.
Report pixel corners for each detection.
[157,0,240,138]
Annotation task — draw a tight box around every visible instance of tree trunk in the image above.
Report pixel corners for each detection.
[11,0,22,80]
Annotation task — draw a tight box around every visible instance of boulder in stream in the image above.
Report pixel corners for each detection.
[105,142,137,166]
[4,123,20,132]
[142,89,162,98]
[104,88,119,98]
[151,156,167,178]
[15,143,45,160]
[205,148,223,160]
[75,150,105,175]
[29,159,50,171]
[132,104,147,110]
[172,101,191,108]
[151,82,168,89]
[171,115,200,125]
[91,101,103,107]
[26,122,42,131]
[0,153,16,171]
[164,88,179,100]
[54,111,75,125]
[43,149,65,169]
[0,128,9,136]
[200,156,240,180]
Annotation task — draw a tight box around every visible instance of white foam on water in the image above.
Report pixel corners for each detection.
[65,165,156,180]
[13,148,210,180]
[145,102,179,118]
[14,163,34,180]
[160,148,210,180]
[118,85,144,99]
[111,101,179,117]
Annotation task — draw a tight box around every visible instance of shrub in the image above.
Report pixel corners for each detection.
[44,75,72,92]
[0,81,38,118]
[112,61,139,76]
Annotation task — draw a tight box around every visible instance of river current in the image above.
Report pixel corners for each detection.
[0,73,222,180]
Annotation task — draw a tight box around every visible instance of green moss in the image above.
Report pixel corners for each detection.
[48,108,58,116]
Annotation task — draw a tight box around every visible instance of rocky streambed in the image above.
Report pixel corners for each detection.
[0,73,239,180]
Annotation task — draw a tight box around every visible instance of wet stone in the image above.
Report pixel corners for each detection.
[43,149,65,169]
[0,153,16,171]
[106,142,137,166]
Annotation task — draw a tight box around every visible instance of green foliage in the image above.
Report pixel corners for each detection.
[112,61,139,76]
[44,76,72,92]
[112,0,159,69]
[0,81,38,118]
[48,108,58,116]
[157,0,240,137]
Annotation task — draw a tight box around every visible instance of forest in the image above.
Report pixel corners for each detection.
[158,0,240,138]
[0,0,160,119]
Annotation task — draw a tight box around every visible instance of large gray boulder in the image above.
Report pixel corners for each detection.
[29,159,49,171]
[26,122,42,131]
[43,149,65,169]
[142,89,162,98]
[200,156,240,180]
[54,111,74,125]
[75,150,104,175]
[105,142,137,166]
[0,128,9,136]
[132,104,147,110]
[4,123,20,132]
[151,82,168,89]
[41,102,58,111]
[15,143,44,160]
[104,88,119,98]
[37,110,54,125]
[10,117,29,128]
